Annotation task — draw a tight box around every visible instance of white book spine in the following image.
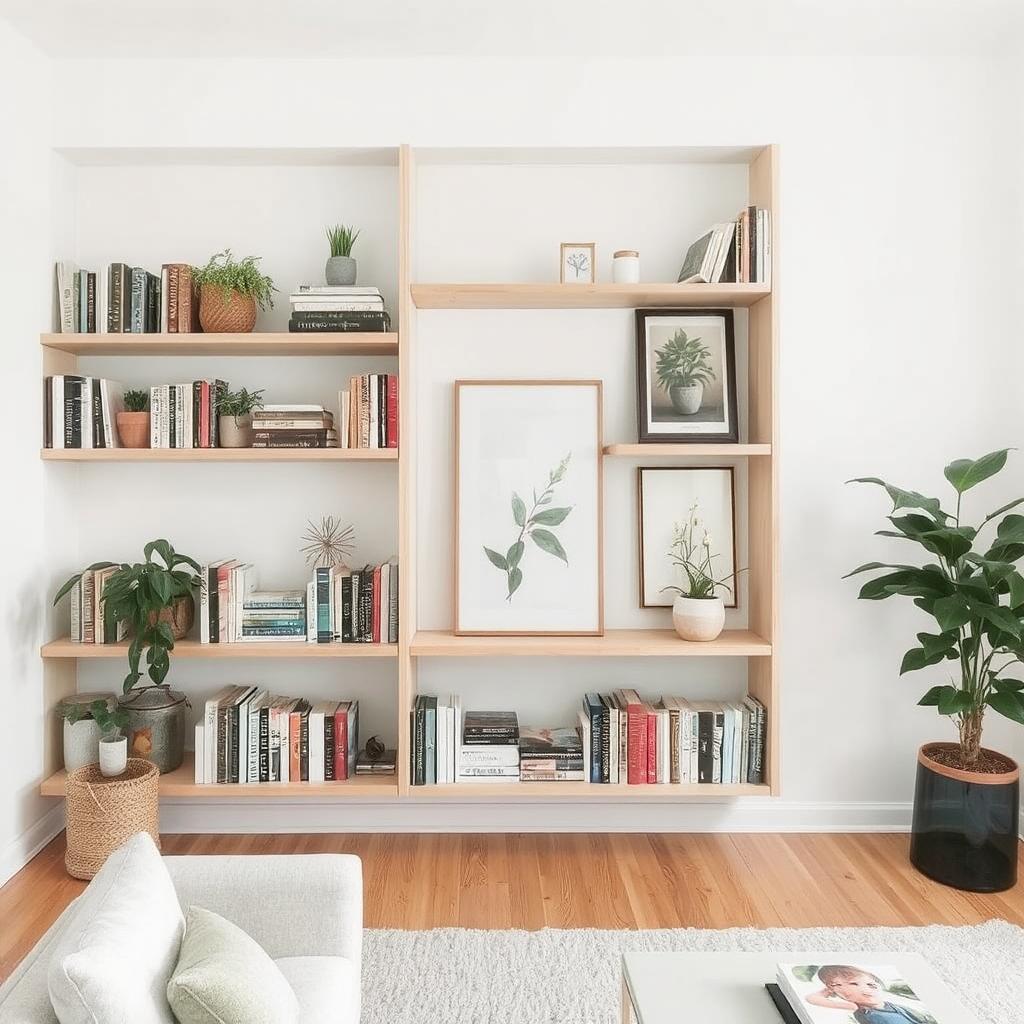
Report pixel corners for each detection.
[199,565,209,644]
[204,698,218,785]
[194,725,205,783]
[80,378,93,449]
[306,580,316,642]
[160,267,169,332]
[280,713,290,783]
[436,703,448,785]
[50,376,64,449]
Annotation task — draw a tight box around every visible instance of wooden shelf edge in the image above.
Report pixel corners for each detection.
[41,639,399,659]
[407,782,773,799]
[40,448,398,462]
[40,332,399,356]
[603,443,771,457]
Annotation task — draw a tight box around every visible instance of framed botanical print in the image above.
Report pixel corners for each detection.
[638,466,737,608]
[454,380,604,635]
[560,243,596,284]
[635,308,738,443]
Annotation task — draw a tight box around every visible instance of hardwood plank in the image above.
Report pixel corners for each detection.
[41,332,399,357]
[41,447,397,462]
[41,638,398,660]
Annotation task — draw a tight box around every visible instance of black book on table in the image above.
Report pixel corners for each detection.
[764,984,801,1024]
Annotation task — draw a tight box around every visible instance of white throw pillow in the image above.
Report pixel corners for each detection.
[47,831,184,1024]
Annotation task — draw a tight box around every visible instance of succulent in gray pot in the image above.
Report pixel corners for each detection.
[325,223,360,286]
[216,387,264,448]
[846,449,1024,892]
[654,328,715,416]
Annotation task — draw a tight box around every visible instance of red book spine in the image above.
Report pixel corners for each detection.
[371,565,382,643]
[386,374,399,449]
[646,710,657,784]
[334,709,348,780]
[200,380,210,448]
[626,704,647,785]
[216,565,231,642]
[289,712,302,781]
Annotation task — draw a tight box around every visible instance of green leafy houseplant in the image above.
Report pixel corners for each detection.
[326,224,360,258]
[216,387,264,423]
[655,329,716,392]
[62,698,129,739]
[192,250,276,310]
[122,389,148,413]
[846,449,1024,767]
[54,540,201,695]
[663,502,743,599]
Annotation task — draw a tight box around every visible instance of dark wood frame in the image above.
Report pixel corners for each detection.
[637,464,738,609]
[634,307,739,444]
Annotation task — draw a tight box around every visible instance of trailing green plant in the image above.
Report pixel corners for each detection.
[122,389,149,413]
[192,249,276,310]
[845,449,1024,766]
[654,329,716,392]
[62,698,129,739]
[326,224,360,258]
[54,539,201,695]
[662,502,744,599]
[216,387,264,420]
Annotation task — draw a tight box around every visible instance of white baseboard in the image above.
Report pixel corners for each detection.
[0,804,65,887]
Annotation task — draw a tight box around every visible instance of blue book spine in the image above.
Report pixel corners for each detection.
[583,693,603,784]
[315,567,333,643]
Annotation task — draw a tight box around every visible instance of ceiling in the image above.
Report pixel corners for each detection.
[2,0,1022,58]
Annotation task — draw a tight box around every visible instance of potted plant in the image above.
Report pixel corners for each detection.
[116,389,150,448]
[325,223,360,286]
[216,387,264,448]
[846,449,1023,892]
[655,329,716,416]
[58,692,116,771]
[662,503,743,641]
[192,249,275,334]
[54,539,201,772]
[68,700,130,777]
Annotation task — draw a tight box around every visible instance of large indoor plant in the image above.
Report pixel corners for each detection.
[655,328,716,416]
[846,449,1023,891]
[325,223,360,285]
[192,249,275,333]
[216,386,264,448]
[54,539,201,772]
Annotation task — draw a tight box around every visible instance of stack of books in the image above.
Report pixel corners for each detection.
[459,711,520,784]
[677,205,772,284]
[65,566,128,644]
[338,374,398,449]
[251,404,338,449]
[410,701,523,785]
[194,687,360,784]
[44,376,124,449]
[238,590,307,641]
[149,380,227,448]
[518,726,585,782]
[311,562,399,645]
[288,285,391,333]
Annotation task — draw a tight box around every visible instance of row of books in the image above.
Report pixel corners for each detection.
[198,561,398,645]
[150,381,226,448]
[66,566,128,644]
[678,205,772,285]
[289,285,391,334]
[251,404,338,449]
[44,375,124,449]
[56,261,199,334]
[337,374,399,449]
[194,685,360,784]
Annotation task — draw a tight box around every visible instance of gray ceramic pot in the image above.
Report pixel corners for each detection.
[119,686,189,773]
[325,256,357,286]
[58,691,117,771]
[218,413,253,448]
[670,383,704,416]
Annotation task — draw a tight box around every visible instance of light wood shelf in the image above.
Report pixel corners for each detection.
[41,638,398,659]
[410,629,771,658]
[408,781,771,799]
[40,332,398,357]
[603,443,771,458]
[40,754,398,799]
[41,447,397,463]
[411,282,770,310]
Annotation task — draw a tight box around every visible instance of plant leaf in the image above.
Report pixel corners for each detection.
[916,631,959,658]
[847,477,949,522]
[932,593,972,632]
[483,547,508,571]
[991,677,1024,693]
[943,449,1010,494]
[900,647,945,675]
[967,598,1022,639]
[507,566,523,597]
[505,542,524,568]
[511,493,526,528]
[530,506,573,527]
[938,688,973,716]
[987,690,1024,724]
[842,561,915,579]
[919,684,956,707]
[530,528,568,564]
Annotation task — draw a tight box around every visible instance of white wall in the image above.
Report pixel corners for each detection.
[1,53,1020,863]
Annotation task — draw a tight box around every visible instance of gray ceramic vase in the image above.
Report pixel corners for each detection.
[325,256,357,286]
[218,414,253,448]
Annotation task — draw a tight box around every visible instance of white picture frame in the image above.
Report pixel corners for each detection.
[455,380,604,635]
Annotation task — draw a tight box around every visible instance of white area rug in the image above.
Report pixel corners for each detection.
[363,921,1024,1023]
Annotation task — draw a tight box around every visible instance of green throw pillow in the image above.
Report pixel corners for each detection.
[166,906,299,1024]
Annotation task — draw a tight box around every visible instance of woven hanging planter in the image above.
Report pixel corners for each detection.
[198,284,257,333]
[64,758,160,880]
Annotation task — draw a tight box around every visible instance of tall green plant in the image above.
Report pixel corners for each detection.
[654,329,716,391]
[845,449,1024,765]
[326,224,360,258]
[192,250,276,310]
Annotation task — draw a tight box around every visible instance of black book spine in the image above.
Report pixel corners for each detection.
[290,309,384,322]
[377,374,386,447]
[146,273,159,332]
[697,710,714,783]
[259,706,270,783]
[300,713,309,782]
[315,567,332,644]
[64,377,82,448]
[216,705,229,783]
[751,703,765,784]
[414,699,425,785]
[108,265,121,333]
[43,376,52,448]
[765,984,802,1024]
[359,574,373,642]
[208,565,219,644]
[168,384,177,449]
[350,571,361,641]
[601,706,610,784]
[92,378,104,449]
[748,204,758,283]
[324,714,336,781]
[86,273,96,333]
[229,703,241,783]
[288,316,390,333]
[192,381,201,448]
[340,576,353,643]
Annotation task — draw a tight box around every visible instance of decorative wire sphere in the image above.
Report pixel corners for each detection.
[301,516,355,568]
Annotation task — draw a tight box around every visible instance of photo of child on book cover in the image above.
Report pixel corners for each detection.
[785,964,939,1024]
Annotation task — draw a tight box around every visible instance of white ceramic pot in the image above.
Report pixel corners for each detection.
[98,736,128,777]
[63,717,102,771]
[670,383,704,416]
[672,595,725,642]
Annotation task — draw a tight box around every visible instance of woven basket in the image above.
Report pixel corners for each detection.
[65,758,160,880]
[198,285,257,333]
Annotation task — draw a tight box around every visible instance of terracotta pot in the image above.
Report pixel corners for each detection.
[910,741,1019,892]
[146,593,195,640]
[671,595,725,642]
[198,285,257,333]
[116,411,150,448]
[218,414,253,448]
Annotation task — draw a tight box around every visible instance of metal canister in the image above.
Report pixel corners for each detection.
[118,686,189,773]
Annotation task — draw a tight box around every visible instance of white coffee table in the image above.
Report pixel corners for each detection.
[621,951,978,1023]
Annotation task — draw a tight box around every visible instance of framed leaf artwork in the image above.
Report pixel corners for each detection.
[454,380,604,635]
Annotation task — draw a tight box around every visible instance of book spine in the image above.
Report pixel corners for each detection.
[167,265,179,333]
[414,701,425,785]
[299,714,309,782]
[626,704,647,785]
[86,273,96,333]
[324,712,336,781]
[216,705,229,783]
[600,705,610,784]
[386,374,399,448]
[335,710,348,781]
[259,706,270,782]
[289,712,301,781]
[315,567,332,643]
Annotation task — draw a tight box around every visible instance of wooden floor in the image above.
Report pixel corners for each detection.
[2,832,1022,982]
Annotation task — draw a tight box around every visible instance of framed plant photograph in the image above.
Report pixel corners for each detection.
[638,466,737,608]
[635,308,738,443]
[455,380,604,635]
[560,242,596,284]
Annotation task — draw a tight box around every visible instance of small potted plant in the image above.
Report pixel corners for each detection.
[93,700,130,777]
[662,503,744,641]
[216,387,264,448]
[116,389,150,448]
[192,249,275,334]
[58,692,116,771]
[325,224,360,285]
[655,328,716,416]
[847,449,1023,892]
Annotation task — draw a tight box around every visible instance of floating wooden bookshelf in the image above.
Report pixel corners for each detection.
[407,780,771,799]
[40,754,398,799]
[410,282,770,310]
[41,447,398,462]
[41,638,398,659]
[40,332,399,357]
[603,443,771,458]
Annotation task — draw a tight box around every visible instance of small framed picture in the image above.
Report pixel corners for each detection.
[635,308,738,443]
[560,243,596,284]
[638,466,737,608]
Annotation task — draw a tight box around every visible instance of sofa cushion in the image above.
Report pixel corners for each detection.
[47,832,184,1024]
[274,956,358,1024]
[166,907,299,1024]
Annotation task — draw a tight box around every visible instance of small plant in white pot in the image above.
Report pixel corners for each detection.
[655,328,716,416]
[325,223,360,286]
[70,699,130,777]
[663,503,744,641]
[216,387,264,448]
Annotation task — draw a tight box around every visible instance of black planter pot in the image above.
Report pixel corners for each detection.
[909,742,1019,893]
